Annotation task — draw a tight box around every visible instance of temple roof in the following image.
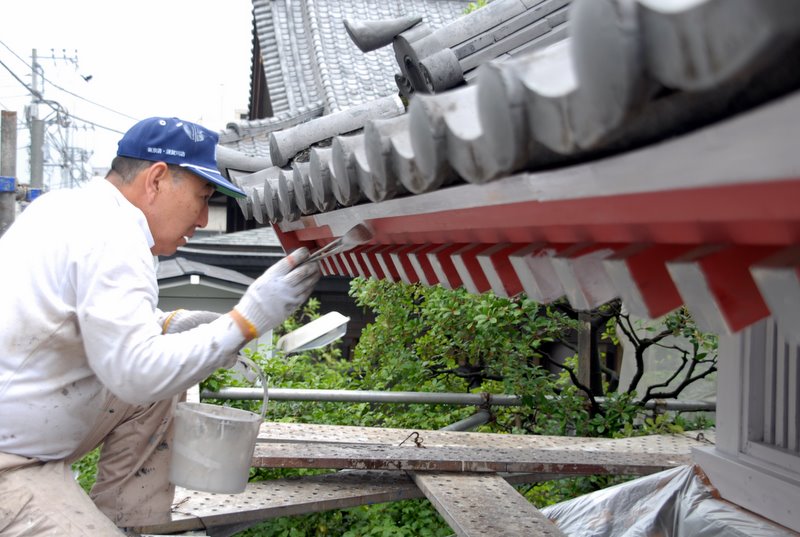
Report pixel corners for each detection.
[213,0,800,339]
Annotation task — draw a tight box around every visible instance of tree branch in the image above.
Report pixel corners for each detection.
[643,348,691,399]
[624,326,676,394]
[539,352,601,416]
[615,312,640,347]
[646,363,717,400]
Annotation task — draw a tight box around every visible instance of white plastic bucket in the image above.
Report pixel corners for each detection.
[170,358,268,494]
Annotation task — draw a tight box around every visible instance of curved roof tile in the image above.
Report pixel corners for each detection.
[219,0,800,335]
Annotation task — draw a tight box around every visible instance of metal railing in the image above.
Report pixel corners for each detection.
[202,387,716,413]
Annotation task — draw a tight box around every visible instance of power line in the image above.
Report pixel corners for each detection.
[0,46,122,189]
[0,57,41,99]
[68,112,125,135]
[0,57,123,134]
[0,39,140,122]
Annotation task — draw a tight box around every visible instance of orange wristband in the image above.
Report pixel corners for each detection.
[161,309,185,334]
[231,308,260,340]
[241,317,259,340]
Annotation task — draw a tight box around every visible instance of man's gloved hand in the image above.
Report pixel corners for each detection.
[233,247,321,338]
[159,310,222,334]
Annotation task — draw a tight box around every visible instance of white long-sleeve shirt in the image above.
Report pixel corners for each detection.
[0,178,244,460]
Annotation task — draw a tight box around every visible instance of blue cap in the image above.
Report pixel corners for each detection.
[117,117,245,198]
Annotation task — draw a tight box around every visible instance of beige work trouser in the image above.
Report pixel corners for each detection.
[0,390,180,536]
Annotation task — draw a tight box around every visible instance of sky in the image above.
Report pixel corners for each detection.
[0,0,253,189]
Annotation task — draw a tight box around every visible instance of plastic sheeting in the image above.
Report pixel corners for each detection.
[541,465,797,536]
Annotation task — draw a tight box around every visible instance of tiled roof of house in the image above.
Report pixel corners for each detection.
[157,257,255,287]
[215,0,800,339]
[167,228,286,279]
[185,226,282,249]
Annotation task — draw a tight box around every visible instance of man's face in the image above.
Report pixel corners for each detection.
[149,169,214,256]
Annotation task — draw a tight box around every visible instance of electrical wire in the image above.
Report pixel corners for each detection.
[0,48,120,187]
[0,39,139,122]
[0,57,43,100]
[62,110,125,135]
[0,57,124,134]
[48,77,140,122]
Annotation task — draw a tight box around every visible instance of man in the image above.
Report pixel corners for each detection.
[0,117,320,535]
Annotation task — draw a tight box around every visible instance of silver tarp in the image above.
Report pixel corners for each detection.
[542,465,797,536]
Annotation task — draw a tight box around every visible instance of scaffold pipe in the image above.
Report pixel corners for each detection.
[201,388,715,412]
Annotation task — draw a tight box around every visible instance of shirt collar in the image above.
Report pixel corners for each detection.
[93,177,155,249]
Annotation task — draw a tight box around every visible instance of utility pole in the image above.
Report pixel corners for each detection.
[29,49,44,189]
[1,111,18,237]
[27,48,87,190]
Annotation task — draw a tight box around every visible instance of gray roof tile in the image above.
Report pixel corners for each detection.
[157,257,255,286]
[212,0,800,337]
[186,226,282,249]
[268,95,405,167]
[223,0,470,156]
[214,0,800,347]
[231,0,800,226]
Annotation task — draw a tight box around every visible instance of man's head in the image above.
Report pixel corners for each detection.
[109,117,245,256]
[115,117,245,198]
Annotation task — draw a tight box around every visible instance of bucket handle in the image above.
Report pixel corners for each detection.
[237,356,269,420]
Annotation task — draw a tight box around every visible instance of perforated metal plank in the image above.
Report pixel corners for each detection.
[140,471,420,535]
[412,472,566,537]
[252,442,690,474]
[139,470,558,536]
[139,426,712,535]
[561,431,716,455]
[258,422,595,449]
[258,422,713,454]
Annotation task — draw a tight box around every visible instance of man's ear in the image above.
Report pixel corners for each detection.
[142,162,170,203]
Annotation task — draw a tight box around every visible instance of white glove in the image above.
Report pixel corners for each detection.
[234,247,321,337]
[159,310,222,334]
[157,309,240,370]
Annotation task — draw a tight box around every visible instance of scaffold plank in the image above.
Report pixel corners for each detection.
[140,471,419,535]
[258,422,714,454]
[138,470,555,536]
[412,472,566,537]
[138,427,713,535]
[260,420,579,448]
[252,442,690,475]
[259,421,566,448]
